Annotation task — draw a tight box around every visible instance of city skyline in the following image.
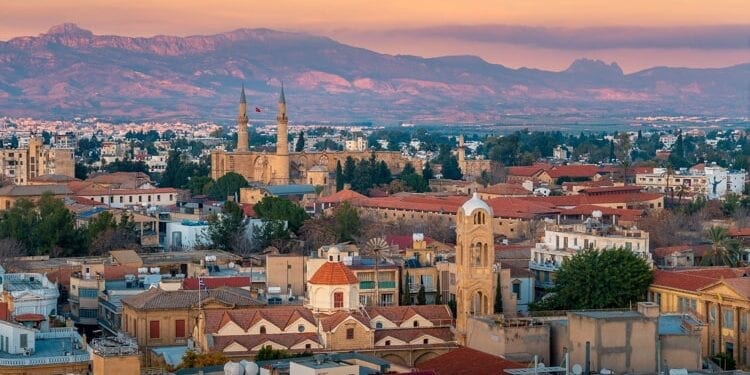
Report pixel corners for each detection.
[1,0,749,72]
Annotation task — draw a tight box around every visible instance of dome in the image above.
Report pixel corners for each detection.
[309,261,358,285]
[461,192,493,216]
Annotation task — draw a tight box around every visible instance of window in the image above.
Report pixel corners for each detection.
[305,343,311,349]
[334,292,344,308]
[260,326,266,334]
[19,334,27,349]
[413,320,419,327]
[346,328,354,339]
[175,319,186,338]
[297,325,305,333]
[375,322,383,329]
[129,196,133,203]
[79,309,97,318]
[79,288,99,298]
[512,282,521,298]
[149,320,160,339]
[423,338,429,344]
[724,309,735,329]
[385,340,391,346]
[743,312,748,333]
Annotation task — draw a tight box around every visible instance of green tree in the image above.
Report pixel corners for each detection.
[180,350,228,369]
[440,156,463,180]
[402,270,412,305]
[703,226,742,266]
[401,173,429,193]
[75,162,89,180]
[343,157,356,184]
[434,275,442,305]
[712,352,737,371]
[254,196,308,233]
[422,161,434,181]
[185,176,213,195]
[447,298,457,317]
[494,272,503,313]
[255,345,291,361]
[104,160,149,175]
[335,160,344,191]
[205,201,247,251]
[207,172,249,200]
[333,202,360,242]
[295,130,305,152]
[376,160,392,186]
[401,162,416,176]
[533,248,652,310]
[417,285,427,305]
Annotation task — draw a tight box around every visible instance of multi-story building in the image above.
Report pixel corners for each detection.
[402,233,440,304]
[69,263,140,327]
[649,268,750,366]
[120,286,264,347]
[530,219,651,291]
[0,137,74,185]
[344,136,367,152]
[636,165,746,200]
[266,254,307,300]
[0,321,90,375]
[0,272,59,318]
[100,141,128,165]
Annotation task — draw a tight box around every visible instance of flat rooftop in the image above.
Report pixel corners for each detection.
[572,310,643,319]
[0,330,89,364]
[659,314,701,336]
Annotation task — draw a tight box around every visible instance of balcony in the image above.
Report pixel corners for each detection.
[529,261,560,272]
[359,281,397,290]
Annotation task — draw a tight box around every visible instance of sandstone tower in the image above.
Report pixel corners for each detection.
[455,192,495,345]
[236,85,250,151]
[457,134,466,168]
[273,84,290,184]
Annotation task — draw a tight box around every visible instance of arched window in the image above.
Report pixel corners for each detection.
[472,243,482,266]
[375,322,383,329]
[334,292,344,308]
[260,326,266,334]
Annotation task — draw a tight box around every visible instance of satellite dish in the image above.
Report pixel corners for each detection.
[572,364,583,375]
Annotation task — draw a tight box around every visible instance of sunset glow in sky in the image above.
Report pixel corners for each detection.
[1,0,748,72]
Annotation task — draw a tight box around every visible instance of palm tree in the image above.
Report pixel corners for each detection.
[703,226,743,266]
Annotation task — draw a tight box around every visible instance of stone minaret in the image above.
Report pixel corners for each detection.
[236,85,249,151]
[274,83,290,184]
[457,134,466,171]
[455,193,495,345]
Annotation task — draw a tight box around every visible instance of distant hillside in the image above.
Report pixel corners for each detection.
[0,23,747,123]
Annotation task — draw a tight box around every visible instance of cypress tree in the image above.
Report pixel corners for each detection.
[417,285,427,305]
[434,275,442,305]
[401,270,412,306]
[494,272,503,313]
[335,161,344,191]
[295,130,305,152]
[422,161,434,181]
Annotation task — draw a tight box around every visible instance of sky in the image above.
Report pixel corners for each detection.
[1,0,749,72]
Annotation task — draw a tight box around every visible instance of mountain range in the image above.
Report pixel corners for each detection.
[0,23,747,123]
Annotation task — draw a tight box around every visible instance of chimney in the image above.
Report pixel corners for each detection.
[637,301,659,319]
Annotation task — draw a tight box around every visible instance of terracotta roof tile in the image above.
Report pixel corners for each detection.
[122,287,264,310]
[211,333,320,353]
[418,347,524,375]
[651,268,750,292]
[375,327,454,344]
[319,311,371,332]
[308,262,358,285]
[729,228,750,237]
[479,183,531,196]
[385,235,434,250]
[365,305,453,326]
[652,245,712,258]
[203,306,316,333]
[318,188,368,204]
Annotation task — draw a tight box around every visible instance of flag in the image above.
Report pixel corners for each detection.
[255,107,262,112]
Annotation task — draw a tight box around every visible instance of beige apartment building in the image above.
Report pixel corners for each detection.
[0,137,74,185]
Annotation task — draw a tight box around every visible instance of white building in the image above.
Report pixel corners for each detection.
[635,164,746,200]
[529,217,651,290]
[553,146,569,160]
[164,220,209,250]
[660,134,678,150]
[306,247,360,313]
[344,136,367,152]
[0,272,59,317]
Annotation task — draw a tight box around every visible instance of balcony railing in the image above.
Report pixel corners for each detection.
[0,353,90,367]
[360,281,397,290]
[529,261,560,272]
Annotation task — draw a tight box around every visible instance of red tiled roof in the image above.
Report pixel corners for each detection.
[519,192,663,208]
[479,183,531,196]
[75,187,179,196]
[385,235,434,250]
[203,306,316,333]
[318,188,368,204]
[729,228,750,237]
[652,245,712,258]
[308,262,358,285]
[547,165,602,179]
[365,305,453,326]
[211,333,320,353]
[651,268,750,292]
[375,327,454,344]
[320,311,371,332]
[102,264,139,281]
[418,347,524,375]
[632,166,654,174]
[353,194,558,219]
[183,276,251,290]
[240,204,256,218]
[15,313,45,322]
[506,163,550,177]
[579,185,643,195]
